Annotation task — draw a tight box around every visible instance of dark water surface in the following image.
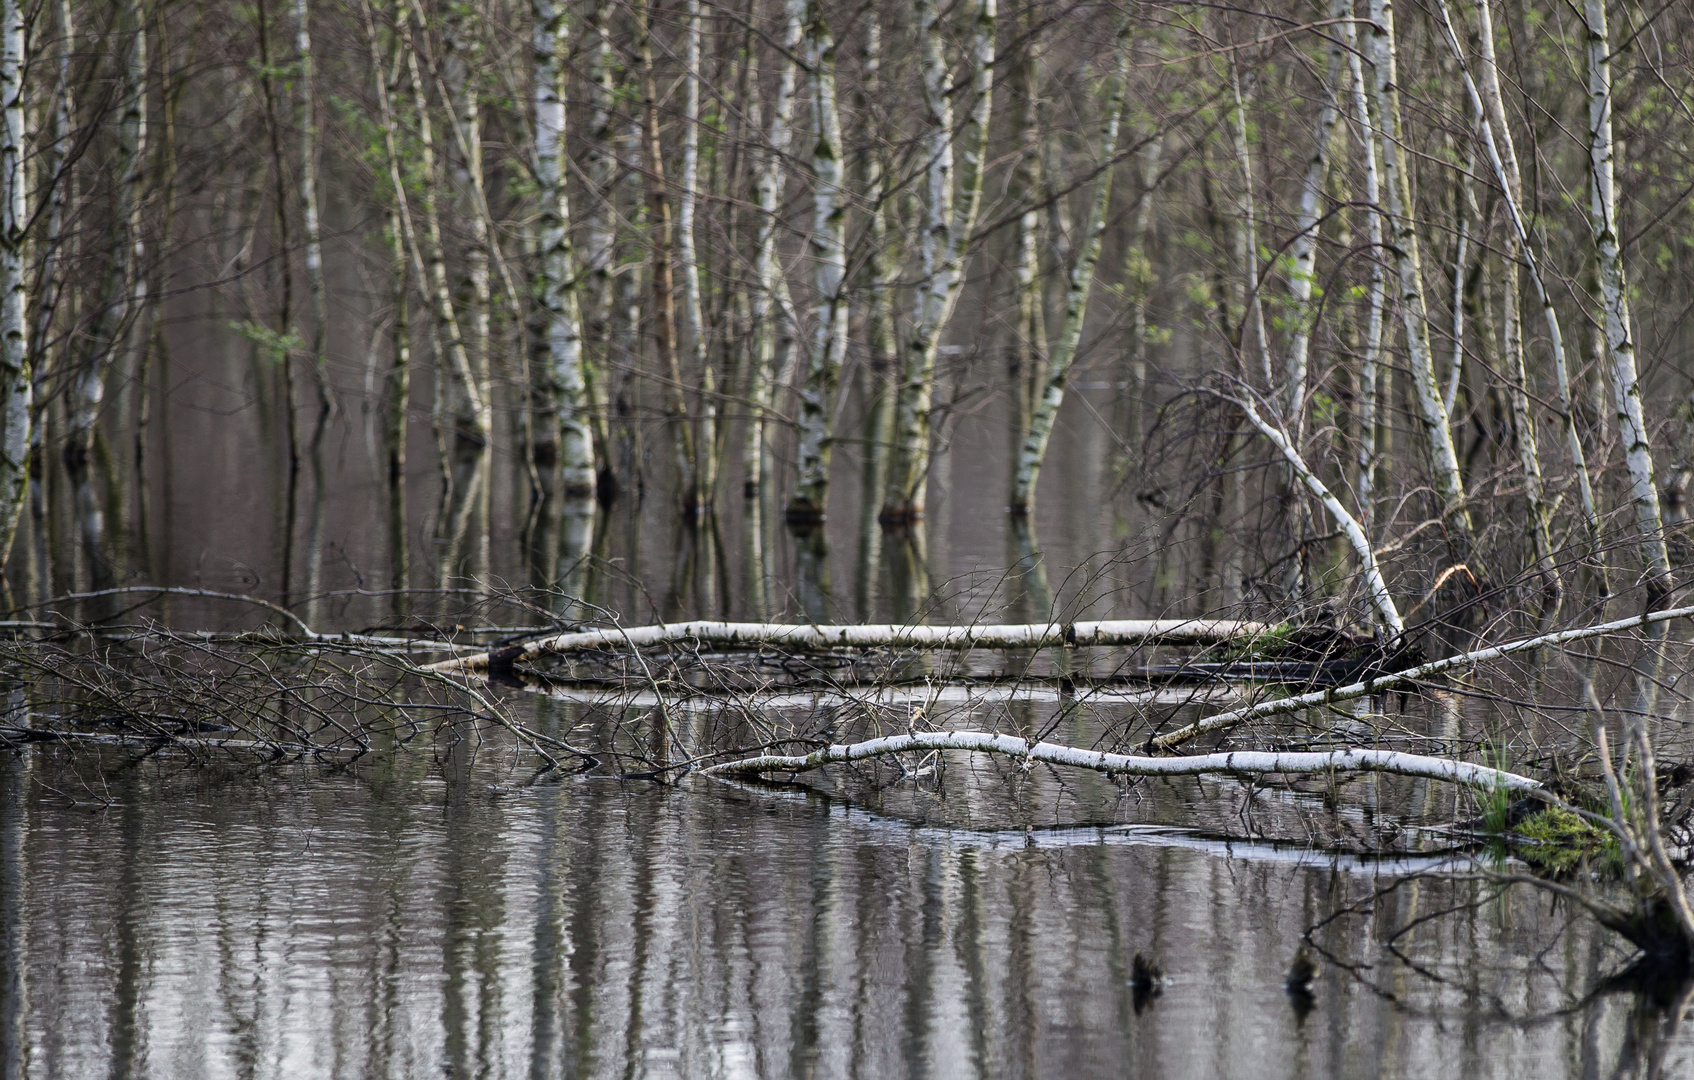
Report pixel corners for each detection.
[1,749,1687,1079]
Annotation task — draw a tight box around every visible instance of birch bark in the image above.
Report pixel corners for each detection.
[882,0,996,523]
[678,0,716,512]
[399,19,488,445]
[1365,0,1472,539]
[1583,0,1670,600]
[71,0,147,460]
[1283,0,1350,426]
[741,0,803,498]
[1009,18,1130,513]
[294,0,333,421]
[786,0,850,523]
[1457,0,1557,575]
[1344,30,1386,534]
[0,0,27,561]
[532,0,595,497]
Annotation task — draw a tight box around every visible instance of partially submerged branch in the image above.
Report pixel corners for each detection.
[703,729,1542,792]
[1152,603,1694,750]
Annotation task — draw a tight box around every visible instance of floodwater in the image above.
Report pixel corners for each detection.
[6,326,1694,1078]
[4,750,1688,1080]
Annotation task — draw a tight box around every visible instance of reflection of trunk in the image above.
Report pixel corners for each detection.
[786,0,851,524]
[1365,0,1471,541]
[741,493,769,620]
[556,498,594,622]
[1007,515,1051,622]
[435,450,488,597]
[1583,0,1670,603]
[0,0,29,562]
[795,528,830,624]
[1008,15,1129,514]
[883,0,996,524]
[531,0,595,497]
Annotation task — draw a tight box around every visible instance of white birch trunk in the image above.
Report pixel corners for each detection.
[441,2,491,432]
[1454,0,1558,572]
[427,616,1275,672]
[580,10,617,472]
[72,0,147,455]
[677,0,717,511]
[1009,18,1130,513]
[1345,31,1386,534]
[1226,62,1273,390]
[400,24,488,444]
[1365,0,1472,538]
[787,0,850,521]
[294,0,332,420]
[1583,0,1670,597]
[1436,0,1598,548]
[706,731,1541,793]
[0,0,27,561]
[742,0,803,498]
[1284,0,1349,425]
[1442,104,1475,418]
[884,0,996,522]
[531,0,594,496]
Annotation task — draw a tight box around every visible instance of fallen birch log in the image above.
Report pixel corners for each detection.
[702,729,1541,792]
[1151,602,1694,750]
[426,618,1275,673]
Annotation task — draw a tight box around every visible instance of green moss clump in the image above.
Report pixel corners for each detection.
[1512,807,1619,872]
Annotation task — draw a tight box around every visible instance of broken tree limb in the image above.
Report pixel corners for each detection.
[425,618,1275,673]
[1230,394,1404,633]
[1151,602,1694,750]
[702,730,1541,792]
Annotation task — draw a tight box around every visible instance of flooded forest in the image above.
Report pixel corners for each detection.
[4,0,1694,1074]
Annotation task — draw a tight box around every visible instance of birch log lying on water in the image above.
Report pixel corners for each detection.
[425,618,1274,673]
[703,730,1542,793]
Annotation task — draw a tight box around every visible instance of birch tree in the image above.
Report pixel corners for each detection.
[0,0,26,561]
[882,0,996,524]
[677,0,717,513]
[741,0,802,499]
[70,0,147,462]
[295,0,333,423]
[1583,0,1671,601]
[1283,0,1349,426]
[1364,0,1472,541]
[1009,15,1131,514]
[786,0,850,524]
[531,0,594,498]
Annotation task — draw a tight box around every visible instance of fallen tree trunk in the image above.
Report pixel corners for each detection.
[703,730,1541,792]
[427,618,1275,672]
[1151,602,1694,750]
